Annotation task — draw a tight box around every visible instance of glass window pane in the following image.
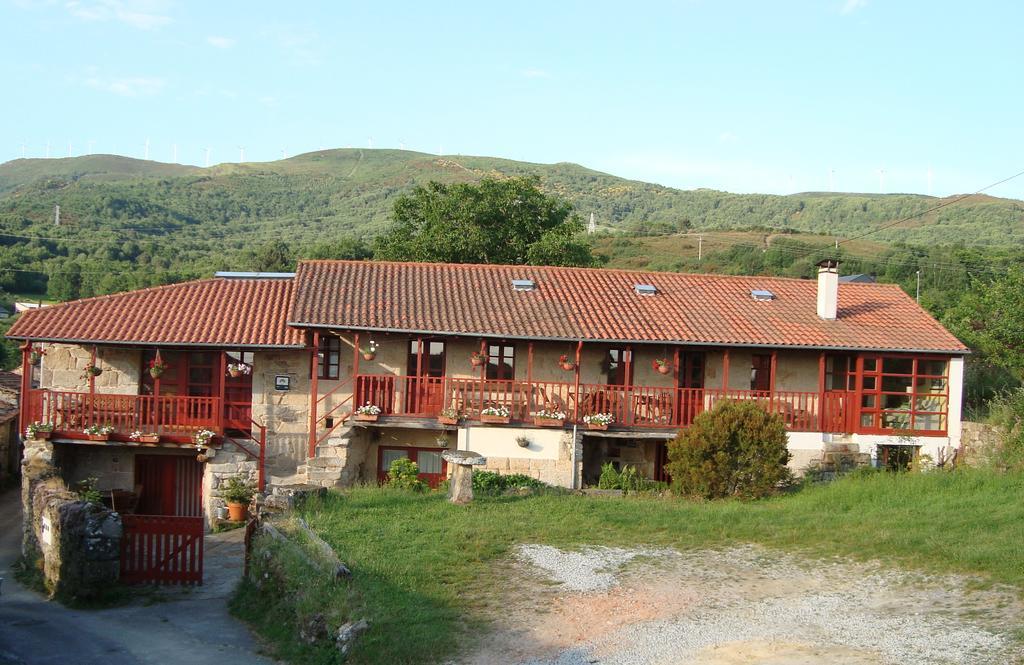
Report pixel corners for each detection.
[861,395,877,408]
[882,357,914,375]
[862,376,877,391]
[881,412,911,429]
[882,394,911,410]
[863,358,877,372]
[913,414,946,431]
[915,377,946,393]
[860,413,876,428]
[920,360,947,376]
[416,451,442,474]
[881,375,913,393]
[381,449,408,472]
[914,395,947,412]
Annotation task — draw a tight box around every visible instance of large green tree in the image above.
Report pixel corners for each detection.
[373,176,597,266]
[945,268,1024,380]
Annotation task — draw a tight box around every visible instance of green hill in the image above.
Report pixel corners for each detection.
[0,148,1021,303]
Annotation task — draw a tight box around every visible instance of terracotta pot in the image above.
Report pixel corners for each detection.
[86,434,110,442]
[354,413,379,422]
[480,414,510,424]
[32,431,52,440]
[362,352,376,361]
[586,423,609,430]
[560,362,575,372]
[196,453,208,463]
[149,368,164,379]
[229,368,242,378]
[656,364,671,375]
[137,434,160,443]
[227,502,247,522]
[470,357,485,367]
[534,417,565,428]
[438,416,459,425]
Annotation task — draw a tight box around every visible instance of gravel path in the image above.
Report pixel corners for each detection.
[495,544,1023,665]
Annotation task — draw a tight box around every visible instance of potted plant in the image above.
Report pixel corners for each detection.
[532,409,567,427]
[438,406,461,426]
[583,412,614,430]
[480,405,510,424]
[129,430,161,444]
[652,358,671,375]
[558,354,576,371]
[193,428,217,449]
[221,476,255,522]
[25,421,54,440]
[83,424,115,441]
[354,403,382,422]
[82,362,102,380]
[148,357,169,379]
[470,350,487,368]
[362,340,378,361]
[29,348,45,366]
[516,435,531,448]
[227,361,252,378]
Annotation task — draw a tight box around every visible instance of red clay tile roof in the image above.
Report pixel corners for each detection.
[6,277,304,348]
[289,260,968,353]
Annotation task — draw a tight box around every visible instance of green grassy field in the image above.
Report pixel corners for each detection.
[233,469,1024,664]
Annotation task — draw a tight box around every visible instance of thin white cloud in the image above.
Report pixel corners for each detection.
[65,0,172,30]
[521,68,549,79]
[206,35,235,49]
[719,131,739,144]
[840,0,867,15]
[83,74,165,97]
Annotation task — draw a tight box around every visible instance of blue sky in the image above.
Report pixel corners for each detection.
[2,0,1023,198]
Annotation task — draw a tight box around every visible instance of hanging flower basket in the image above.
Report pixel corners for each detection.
[82,362,103,379]
[558,354,576,372]
[227,362,252,378]
[652,359,671,375]
[470,351,487,368]
[362,340,378,361]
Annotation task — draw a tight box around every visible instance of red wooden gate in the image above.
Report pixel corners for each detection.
[120,514,204,585]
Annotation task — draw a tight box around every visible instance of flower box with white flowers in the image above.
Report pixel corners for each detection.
[479,406,511,424]
[25,421,54,440]
[130,430,161,444]
[583,413,614,430]
[354,403,382,422]
[83,424,115,441]
[532,409,567,427]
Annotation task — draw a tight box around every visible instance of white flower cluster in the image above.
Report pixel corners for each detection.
[533,409,567,420]
[355,403,383,416]
[583,412,614,426]
[481,405,510,417]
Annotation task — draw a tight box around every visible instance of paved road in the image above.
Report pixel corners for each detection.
[0,489,276,665]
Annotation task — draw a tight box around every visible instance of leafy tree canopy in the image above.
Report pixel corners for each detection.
[945,268,1024,380]
[373,176,598,267]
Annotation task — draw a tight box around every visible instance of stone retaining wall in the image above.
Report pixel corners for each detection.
[961,421,1003,467]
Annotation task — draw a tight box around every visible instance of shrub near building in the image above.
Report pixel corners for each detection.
[666,400,792,499]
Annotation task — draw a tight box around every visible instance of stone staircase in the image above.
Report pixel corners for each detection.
[267,424,363,491]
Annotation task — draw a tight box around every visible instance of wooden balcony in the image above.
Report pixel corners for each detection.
[25,389,222,441]
[351,375,854,433]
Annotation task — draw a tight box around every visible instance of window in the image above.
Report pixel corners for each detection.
[859,356,948,433]
[486,343,515,381]
[605,348,632,386]
[750,354,771,392]
[318,336,341,379]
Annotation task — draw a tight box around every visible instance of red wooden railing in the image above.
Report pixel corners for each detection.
[28,389,220,436]
[347,374,853,433]
[120,514,204,585]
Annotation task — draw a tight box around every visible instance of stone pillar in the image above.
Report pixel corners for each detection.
[441,450,485,504]
[21,436,61,558]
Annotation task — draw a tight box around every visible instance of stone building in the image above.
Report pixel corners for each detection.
[7,260,967,526]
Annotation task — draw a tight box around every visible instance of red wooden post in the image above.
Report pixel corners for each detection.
[527,342,534,412]
[818,351,827,431]
[308,331,320,458]
[19,343,31,431]
[217,351,227,434]
[352,332,360,407]
[769,350,778,414]
[853,355,864,434]
[572,341,583,423]
[673,347,681,427]
[477,339,485,414]
[722,349,730,393]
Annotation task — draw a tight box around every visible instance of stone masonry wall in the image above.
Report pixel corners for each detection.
[478,430,581,487]
[250,350,310,478]
[961,421,1003,467]
[40,343,140,394]
[202,447,258,527]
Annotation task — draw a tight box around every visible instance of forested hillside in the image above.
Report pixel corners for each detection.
[0,147,1020,302]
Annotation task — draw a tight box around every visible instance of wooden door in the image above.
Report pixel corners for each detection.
[135,454,203,517]
[676,352,705,426]
[405,340,446,415]
[224,350,254,432]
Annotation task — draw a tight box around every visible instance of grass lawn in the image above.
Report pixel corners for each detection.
[234,469,1024,664]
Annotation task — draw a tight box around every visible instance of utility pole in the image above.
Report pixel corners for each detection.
[916,270,921,304]
[54,204,61,226]
[698,235,703,262]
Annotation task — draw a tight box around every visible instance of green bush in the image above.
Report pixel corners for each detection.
[471,471,547,494]
[387,458,426,491]
[221,476,256,504]
[984,388,1024,471]
[666,400,792,499]
[597,462,620,489]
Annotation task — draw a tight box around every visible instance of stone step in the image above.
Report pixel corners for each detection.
[268,472,308,487]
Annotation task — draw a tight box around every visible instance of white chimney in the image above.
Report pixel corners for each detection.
[816,259,839,320]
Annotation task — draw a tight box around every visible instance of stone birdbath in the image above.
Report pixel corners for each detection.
[441,449,486,504]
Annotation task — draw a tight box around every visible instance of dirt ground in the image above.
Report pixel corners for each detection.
[461,544,1024,665]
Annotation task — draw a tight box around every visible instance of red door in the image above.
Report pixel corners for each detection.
[377,447,448,488]
[135,455,203,516]
[675,352,705,426]
[405,340,446,415]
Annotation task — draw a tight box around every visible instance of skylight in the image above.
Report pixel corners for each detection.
[511,279,536,292]
[634,284,658,296]
[750,289,776,301]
